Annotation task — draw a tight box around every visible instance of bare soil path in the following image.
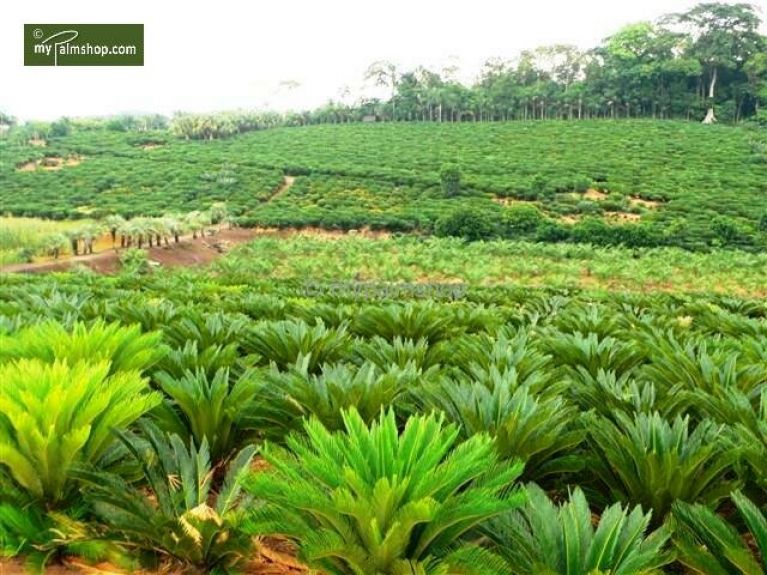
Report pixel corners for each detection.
[0,228,261,275]
[267,175,296,202]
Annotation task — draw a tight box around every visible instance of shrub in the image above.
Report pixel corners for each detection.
[440,163,461,197]
[434,209,500,241]
[501,205,543,237]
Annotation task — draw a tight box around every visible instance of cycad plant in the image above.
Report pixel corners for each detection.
[414,379,585,481]
[352,302,460,343]
[355,336,439,371]
[244,409,525,575]
[730,388,767,492]
[586,412,739,518]
[641,334,767,397]
[673,490,767,574]
[157,339,241,379]
[0,359,161,503]
[244,318,352,372]
[258,360,419,434]
[0,320,165,375]
[75,421,256,572]
[543,331,645,378]
[151,367,264,461]
[482,483,672,574]
[567,368,657,420]
[439,329,551,385]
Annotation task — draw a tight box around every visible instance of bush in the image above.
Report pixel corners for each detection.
[434,209,501,241]
[502,205,544,237]
[440,163,461,197]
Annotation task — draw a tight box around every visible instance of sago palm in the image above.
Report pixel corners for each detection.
[0,320,165,375]
[586,411,740,519]
[244,409,525,575]
[0,359,161,503]
[244,318,352,372]
[75,420,256,572]
[258,360,420,434]
[352,302,460,343]
[482,483,673,574]
[414,379,585,481]
[151,367,264,461]
[673,490,767,574]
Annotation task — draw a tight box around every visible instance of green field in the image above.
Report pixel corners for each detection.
[214,234,767,297]
[1,263,766,573]
[2,121,766,251]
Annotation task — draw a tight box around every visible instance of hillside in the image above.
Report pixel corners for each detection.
[2,120,766,251]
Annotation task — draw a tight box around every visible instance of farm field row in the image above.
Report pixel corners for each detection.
[0,268,765,573]
[2,121,765,250]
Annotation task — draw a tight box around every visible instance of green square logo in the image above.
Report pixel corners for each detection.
[24,24,144,66]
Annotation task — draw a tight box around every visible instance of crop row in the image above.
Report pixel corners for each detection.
[0,272,765,572]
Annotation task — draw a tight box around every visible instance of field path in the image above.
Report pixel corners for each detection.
[267,175,296,202]
[0,228,261,275]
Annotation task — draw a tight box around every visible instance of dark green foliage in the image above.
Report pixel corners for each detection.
[440,163,461,197]
[587,412,740,518]
[75,421,256,572]
[483,484,673,575]
[434,208,501,241]
[673,491,767,574]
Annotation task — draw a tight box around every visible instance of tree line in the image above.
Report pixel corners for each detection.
[315,2,766,125]
[1,2,764,141]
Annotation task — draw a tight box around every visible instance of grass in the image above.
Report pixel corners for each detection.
[0,217,87,265]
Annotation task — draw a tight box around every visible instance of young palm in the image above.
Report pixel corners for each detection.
[414,379,585,481]
[673,491,767,574]
[586,411,740,519]
[257,360,420,434]
[151,367,264,461]
[244,409,525,575]
[352,302,460,343]
[0,359,161,503]
[482,484,673,575]
[244,318,352,373]
[75,421,256,572]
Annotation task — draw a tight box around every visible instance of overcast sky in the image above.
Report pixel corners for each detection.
[2,0,765,121]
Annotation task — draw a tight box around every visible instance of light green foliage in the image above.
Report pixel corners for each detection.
[484,484,673,574]
[0,320,165,375]
[0,359,161,502]
[244,409,525,575]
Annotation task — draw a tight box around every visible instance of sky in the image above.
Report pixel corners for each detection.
[1,0,765,121]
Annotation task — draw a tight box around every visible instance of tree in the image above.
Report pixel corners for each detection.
[365,61,398,120]
[440,163,462,197]
[669,3,763,123]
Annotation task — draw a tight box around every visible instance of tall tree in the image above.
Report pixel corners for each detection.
[668,3,763,123]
